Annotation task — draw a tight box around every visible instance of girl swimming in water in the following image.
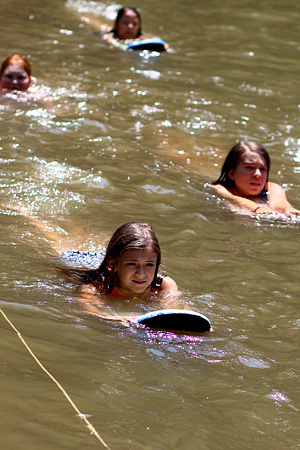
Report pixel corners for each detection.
[104,6,144,42]
[82,5,169,50]
[0,55,32,92]
[11,208,179,322]
[58,221,178,298]
[212,141,300,216]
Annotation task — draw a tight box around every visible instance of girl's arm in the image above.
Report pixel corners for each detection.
[11,207,67,254]
[102,32,128,50]
[211,184,271,213]
[11,206,99,254]
[11,206,88,254]
[78,286,134,325]
[103,33,158,51]
[267,182,300,216]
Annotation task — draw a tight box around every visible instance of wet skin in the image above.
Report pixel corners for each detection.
[116,10,140,40]
[0,65,31,91]
[113,248,157,295]
[228,152,268,198]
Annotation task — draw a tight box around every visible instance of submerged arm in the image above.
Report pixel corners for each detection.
[78,286,134,325]
[211,184,271,213]
[11,206,90,254]
[102,32,128,50]
[11,207,67,254]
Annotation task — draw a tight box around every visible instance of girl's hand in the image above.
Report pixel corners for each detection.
[283,206,300,217]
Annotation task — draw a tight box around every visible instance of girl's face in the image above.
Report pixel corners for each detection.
[116,10,140,40]
[0,65,31,91]
[113,247,157,294]
[228,151,268,197]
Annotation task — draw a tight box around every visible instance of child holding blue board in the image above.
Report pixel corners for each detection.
[11,208,211,332]
[58,221,178,299]
[83,5,168,51]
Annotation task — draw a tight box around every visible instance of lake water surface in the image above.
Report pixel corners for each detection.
[0,0,300,449]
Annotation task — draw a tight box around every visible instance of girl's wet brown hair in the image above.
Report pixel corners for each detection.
[212,141,270,195]
[111,6,142,38]
[56,222,162,294]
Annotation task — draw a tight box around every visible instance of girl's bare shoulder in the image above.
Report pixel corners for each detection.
[160,276,178,291]
[268,181,283,190]
[267,181,286,196]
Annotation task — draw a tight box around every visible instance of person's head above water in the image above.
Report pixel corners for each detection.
[100,221,161,293]
[111,6,142,40]
[213,141,271,197]
[0,55,32,92]
[58,222,164,296]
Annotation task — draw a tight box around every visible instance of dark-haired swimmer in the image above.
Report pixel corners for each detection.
[212,141,300,216]
[57,221,178,299]
[82,6,169,50]
[11,207,179,323]
[105,6,143,42]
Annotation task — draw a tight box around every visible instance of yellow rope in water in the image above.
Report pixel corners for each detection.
[0,308,111,450]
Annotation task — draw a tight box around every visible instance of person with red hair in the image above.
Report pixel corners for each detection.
[0,55,32,92]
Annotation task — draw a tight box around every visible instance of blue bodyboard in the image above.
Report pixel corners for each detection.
[127,38,166,52]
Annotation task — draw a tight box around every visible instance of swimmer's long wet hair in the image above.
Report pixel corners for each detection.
[0,54,32,77]
[57,222,163,294]
[212,141,270,195]
[111,6,143,38]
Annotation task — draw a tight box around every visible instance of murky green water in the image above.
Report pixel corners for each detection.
[1,0,300,449]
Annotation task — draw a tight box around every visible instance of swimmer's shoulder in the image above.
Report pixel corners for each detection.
[267,181,285,194]
[268,181,285,197]
[211,183,227,191]
[267,181,289,205]
[160,275,178,292]
[211,183,222,192]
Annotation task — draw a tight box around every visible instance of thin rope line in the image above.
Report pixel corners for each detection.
[0,308,111,450]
